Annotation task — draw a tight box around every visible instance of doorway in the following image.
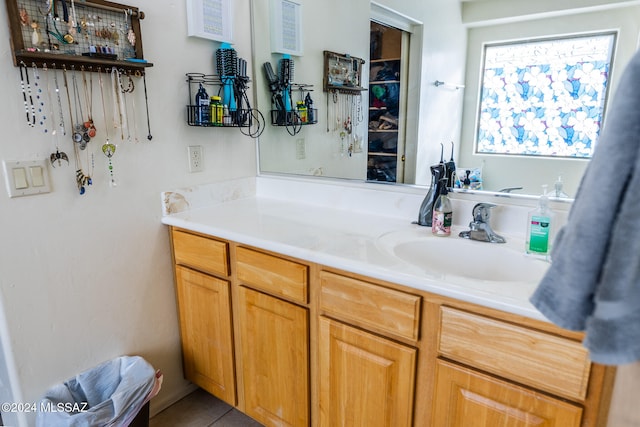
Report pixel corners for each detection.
[367,21,409,183]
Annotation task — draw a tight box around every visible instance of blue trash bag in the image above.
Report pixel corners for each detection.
[36,356,158,427]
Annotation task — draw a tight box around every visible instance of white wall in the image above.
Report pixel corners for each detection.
[0,1,256,425]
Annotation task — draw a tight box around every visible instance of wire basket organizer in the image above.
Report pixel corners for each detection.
[270,108,318,126]
[269,82,318,131]
[186,73,254,128]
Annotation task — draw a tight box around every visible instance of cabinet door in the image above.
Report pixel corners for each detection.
[238,286,309,427]
[318,317,416,427]
[175,266,236,405]
[432,359,583,427]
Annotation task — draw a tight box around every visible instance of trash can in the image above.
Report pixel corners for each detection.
[36,356,162,427]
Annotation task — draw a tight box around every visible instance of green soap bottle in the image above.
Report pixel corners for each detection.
[526,185,554,256]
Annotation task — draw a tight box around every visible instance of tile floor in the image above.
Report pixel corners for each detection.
[150,388,263,427]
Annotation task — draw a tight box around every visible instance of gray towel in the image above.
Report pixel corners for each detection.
[530,49,640,366]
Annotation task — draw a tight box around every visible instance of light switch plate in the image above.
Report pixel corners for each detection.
[3,160,52,198]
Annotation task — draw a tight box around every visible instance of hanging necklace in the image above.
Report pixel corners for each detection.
[72,69,89,149]
[62,65,82,147]
[44,63,69,167]
[99,67,117,187]
[62,66,81,145]
[123,73,140,143]
[130,87,140,143]
[51,63,66,137]
[19,61,36,127]
[142,73,152,140]
[31,62,47,132]
[119,72,135,142]
[111,68,127,140]
[81,66,97,138]
[70,0,79,34]
[63,66,93,195]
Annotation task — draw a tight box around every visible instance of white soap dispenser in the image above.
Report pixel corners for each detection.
[550,175,570,198]
[526,185,554,256]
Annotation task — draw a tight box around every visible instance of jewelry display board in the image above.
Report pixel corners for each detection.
[4,0,152,73]
[323,50,366,94]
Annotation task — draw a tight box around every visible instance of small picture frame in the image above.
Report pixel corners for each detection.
[186,0,233,43]
[270,0,303,56]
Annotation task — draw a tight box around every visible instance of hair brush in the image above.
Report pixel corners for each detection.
[216,43,238,112]
[279,54,294,111]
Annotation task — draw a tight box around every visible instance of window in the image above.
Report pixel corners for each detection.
[476,33,616,159]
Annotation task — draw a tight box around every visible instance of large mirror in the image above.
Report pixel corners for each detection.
[251,0,640,198]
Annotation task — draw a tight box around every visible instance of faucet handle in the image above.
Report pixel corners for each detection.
[472,203,496,222]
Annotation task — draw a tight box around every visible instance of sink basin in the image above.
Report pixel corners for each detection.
[377,229,550,283]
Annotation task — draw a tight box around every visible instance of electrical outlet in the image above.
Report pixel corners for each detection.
[188,145,203,172]
[296,138,306,160]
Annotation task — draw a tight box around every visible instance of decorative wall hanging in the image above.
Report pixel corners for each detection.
[270,0,302,56]
[186,0,232,43]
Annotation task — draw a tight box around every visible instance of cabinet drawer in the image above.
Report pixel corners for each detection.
[172,229,229,276]
[319,271,421,342]
[236,247,308,304]
[438,307,591,401]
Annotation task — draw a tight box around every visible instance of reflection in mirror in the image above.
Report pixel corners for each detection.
[253,0,640,198]
[253,0,429,180]
[368,21,407,183]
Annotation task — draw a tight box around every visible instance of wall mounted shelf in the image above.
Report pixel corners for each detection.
[185,73,255,129]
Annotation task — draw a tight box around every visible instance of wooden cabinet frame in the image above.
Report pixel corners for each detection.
[169,227,616,427]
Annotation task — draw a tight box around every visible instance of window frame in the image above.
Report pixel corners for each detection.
[474,31,617,160]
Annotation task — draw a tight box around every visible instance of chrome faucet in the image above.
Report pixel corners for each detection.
[458,203,506,243]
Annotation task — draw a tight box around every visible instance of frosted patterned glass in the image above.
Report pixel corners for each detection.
[476,34,615,158]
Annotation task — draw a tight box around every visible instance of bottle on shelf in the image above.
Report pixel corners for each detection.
[195,84,210,124]
[211,96,223,126]
[223,104,231,125]
[305,92,314,123]
[296,101,308,123]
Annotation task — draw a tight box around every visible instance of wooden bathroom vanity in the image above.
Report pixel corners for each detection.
[168,226,614,427]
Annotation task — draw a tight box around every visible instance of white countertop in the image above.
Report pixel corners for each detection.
[161,185,551,322]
